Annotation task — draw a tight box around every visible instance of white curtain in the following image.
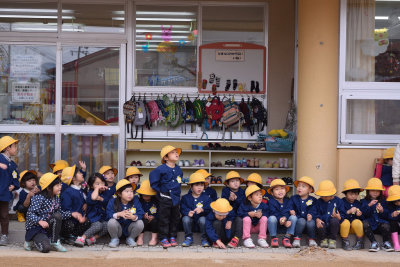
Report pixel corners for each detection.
[347,99,376,134]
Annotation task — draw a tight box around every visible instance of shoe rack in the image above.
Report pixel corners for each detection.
[126,140,296,196]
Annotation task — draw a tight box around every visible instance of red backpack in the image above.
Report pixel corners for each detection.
[204,97,224,129]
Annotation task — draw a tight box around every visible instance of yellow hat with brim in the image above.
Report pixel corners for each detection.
[51,160,69,173]
[315,180,337,196]
[195,169,212,179]
[383,147,395,159]
[0,136,18,152]
[188,173,208,186]
[294,176,315,193]
[125,167,142,178]
[61,165,76,186]
[39,172,58,190]
[136,180,156,196]
[365,178,384,191]
[210,198,233,215]
[160,145,182,163]
[267,178,289,195]
[245,184,266,198]
[246,173,263,186]
[99,165,118,176]
[387,185,400,202]
[342,179,364,193]
[224,171,244,185]
[116,179,136,192]
[19,170,38,183]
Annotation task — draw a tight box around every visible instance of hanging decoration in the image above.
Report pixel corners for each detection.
[161,25,172,42]
[145,33,152,40]
[178,39,186,47]
[157,41,177,54]
[193,29,198,37]
[142,43,149,53]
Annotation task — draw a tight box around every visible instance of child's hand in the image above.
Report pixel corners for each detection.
[78,161,87,172]
[369,200,378,207]
[255,211,262,219]
[0,163,7,170]
[376,203,384,213]
[347,207,357,214]
[78,216,86,224]
[290,210,296,216]
[194,207,204,214]
[229,192,237,201]
[332,210,341,220]
[148,215,154,222]
[392,211,400,218]
[33,186,40,194]
[118,210,130,219]
[8,185,14,192]
[248,211,255,218]
[82,204,87,212]
[316,218,324,229]
[144,213,149,220]
[307,214,312,221]
[356,209,362,217]
[96,196,104,202]
[225,221,232,230]
[279,217,287,225]
[216,239,226,249]
[128,214,137,221]
[39,220,49,229]
[188,211,195,217]
[284,220,292,228]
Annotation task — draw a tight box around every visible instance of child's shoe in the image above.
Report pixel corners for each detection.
[320,239,328,248]
[184,160,190,167]
[292,237,301,248]
[243,238,255,248]
[51,240,67,252]
[227,237,239,248]
[169,237,178,247]
[369,241,380,252]
[199,159,205,167]
[382,241,394,252]
[17,212,26,222]
[64,234,76,245]
[126,237,137,247]
[328,239,336,249]
[213,242,219,248]
[352,239,363,250]
[193,159,199,167]
[283,237,292,248]
[342,238,351,251]
[182,236,193,247]
[74,236,85,247]
[160,238,171,248]
[0,234,8,246]
[86,236,96,246]
[242,158,247,168]
[201,239,210,247]
[236,159,241,168]
[178,160,184,167]
[24,241,33,251]
[257,239,269,248]
[392,232,400,251]
[308,239,318,247]
[271,237,279,248]
[108,238,120,248]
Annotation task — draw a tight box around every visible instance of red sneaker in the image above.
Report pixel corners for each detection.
[160,238,171,248]
[169,237,178,247]
[283,237,292,248]
[227,237,239,248]
[271,237,279,248]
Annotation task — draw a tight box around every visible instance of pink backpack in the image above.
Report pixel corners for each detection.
[147,100,161,124]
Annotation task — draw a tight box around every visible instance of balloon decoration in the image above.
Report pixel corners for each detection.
[193,29,198,36]
[145,33,152,40]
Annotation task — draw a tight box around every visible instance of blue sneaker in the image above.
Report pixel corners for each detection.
[369,241,380,252]
[182,237,193,247]
[108,238,120,248]
[169,237,178,247]
[201,239,210,247]
[126,237,137,247]
[160,238,171,248]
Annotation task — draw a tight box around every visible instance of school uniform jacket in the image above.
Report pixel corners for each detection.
[106,196,144,237]
[180,192,211,221]
[205,210,236,242]
[341,198,364,222]
[0,153,19,202]
[386,203,400,221]
[102,183,116,209]
[86,190,107,223]
[288,195,317,220]
[139,198,158,218]
[13,189,29,212]
[61,186,86,220]
[237,202,268,226]
[149,164,183,206]
[221,187,245,211]
[315,196,346,225]
[268,197,290,220]
[361,198,389,230]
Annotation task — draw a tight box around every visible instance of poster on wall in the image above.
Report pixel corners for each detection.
[10,54,41,78]
[12,82,40,103]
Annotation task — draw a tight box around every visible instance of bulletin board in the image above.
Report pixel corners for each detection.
[198,42,266,94]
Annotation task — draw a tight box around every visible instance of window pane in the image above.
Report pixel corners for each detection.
[61,134,118,174]
[202,6,264,45]
[346,0,400,82]
[62,4,124,33]
[0,133,55,172]
[346,99,400,134]
[0,2,57,32]
[0,45,56,125]
[135,6,198,86]
[62,46,119,125]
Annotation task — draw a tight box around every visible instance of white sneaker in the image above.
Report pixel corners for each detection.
[178,160,184,167]
[292,238,301,248]
[257,239,269,248]
[309,239,318,247]
[24,241,33,251]
[150,160,156,166]
[184,160,190,167]
[244,238,255,248]
[145,160,151,166]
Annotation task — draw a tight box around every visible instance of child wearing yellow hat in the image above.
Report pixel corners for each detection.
[0,135,19,246]
[25,173,78,253]
[289,176,317,248]
[238,185,269,248]
[374,147,395,198]
[136,180,158,246]
[267,178,297,248]
[195,169,217,201]
[106,179,144,248]
[386,185,400,251]
[340,179,364,250]
[205,198,234,249]
[124,167,143,194]
[315,180,345,249]
[13,170,39,222]
[361,178,393,252]
[149,145,183,248]
[99,165,118,210]
[180,173,212,247]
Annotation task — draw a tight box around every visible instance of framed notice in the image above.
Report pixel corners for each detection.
[12,82,40,103]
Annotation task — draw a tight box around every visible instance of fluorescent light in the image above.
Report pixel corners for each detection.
[112,17,125,21]
[0,15,74,19]
[136,29,191,33]
[136,24,190,29]
[112,11,125,15]
[136,11,195,16]
[136,18,196,22]
[375,16,400,20]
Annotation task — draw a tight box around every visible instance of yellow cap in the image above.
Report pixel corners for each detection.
[246,173,263,185]
[365,178,384,191]
[342,179,364,193]
[195,169,212,179]
[99,165,118,176]
[267,178,289,195]
[188,173,208,186]
[224,171,244,185]
[160,145,182,163]
[50,160,69,174]
[125,167,142,178]
[210,198,233,215]
[387,185,400,202]
[39,172,58,190]
[19,170,38,183]
[0,136,18,152]
[245,184,266,198]
[315,180,337,196]
[116,179,136,191]
[383,147,395,159]
[136,180,156,196]
[294,176,315,193]
[61,165,76,186]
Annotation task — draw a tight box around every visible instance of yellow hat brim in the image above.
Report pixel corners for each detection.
[245,188,266,198]
[19,170,38,183]
[210,201,233,214]
[315,188,337,197]
[294,180,315,193]
[364,186,384,191]
[161,147,182,163]
[387,194,400,202]
[224,177,244,186]
[342,187,364,193]
[267,185,290,195]
[0,137,18,152]
[136,187,156,196]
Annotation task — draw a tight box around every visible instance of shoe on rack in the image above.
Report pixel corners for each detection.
[136,161,142,166]
[193,159,199,167]
[130,161,137,166]
[254,158,259,168]
[216,161,222,167]
[145,160,151,166]
[224,160,231,167]
[184,160,190,167]
[247,143,253,151]
[236,159,241,168]
[178,160,184,167]
[150,160,156,166]
[216,176,223,184]
[199,159,205,167]
[242,158,247,168]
